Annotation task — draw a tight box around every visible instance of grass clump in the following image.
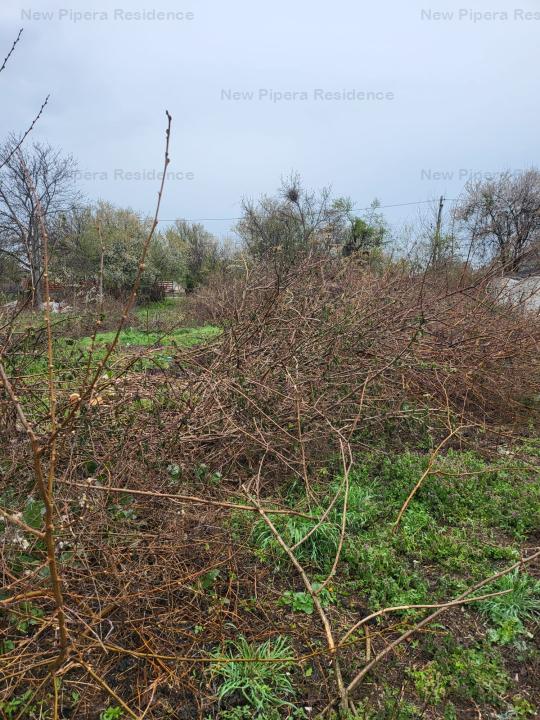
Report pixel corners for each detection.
[250,512,341,572]
[479,570,540,644]
[249,473,379,573]
[209,635,297,718]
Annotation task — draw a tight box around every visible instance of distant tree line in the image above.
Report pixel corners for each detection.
[0,138,228,303]
[1,138,539,306]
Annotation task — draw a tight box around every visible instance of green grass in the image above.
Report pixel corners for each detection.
[478,570,540,644]
[236,445,539,717]
[9,324,221,381]
[135,296,184,324]
[409,638,510,708]
[244,448,540,618]
[209,636,298,718]
[76,325,220,351]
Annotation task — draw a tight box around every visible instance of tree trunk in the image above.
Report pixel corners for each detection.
[31,228,43,308]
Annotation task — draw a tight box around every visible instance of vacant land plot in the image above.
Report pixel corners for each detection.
[1,258,539,720]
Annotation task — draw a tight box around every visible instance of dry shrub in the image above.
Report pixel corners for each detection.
[158,254,540,488]
[1,252,539,718]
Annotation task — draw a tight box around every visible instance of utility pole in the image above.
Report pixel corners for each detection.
[433,195,444,268]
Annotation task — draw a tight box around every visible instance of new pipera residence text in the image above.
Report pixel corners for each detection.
[221,88,395,103]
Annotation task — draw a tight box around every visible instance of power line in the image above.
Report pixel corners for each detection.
[157,198,460,223]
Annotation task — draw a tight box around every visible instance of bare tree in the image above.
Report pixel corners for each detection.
[455,169,540,273]
[237,173,348,261]
[0,139,78,305]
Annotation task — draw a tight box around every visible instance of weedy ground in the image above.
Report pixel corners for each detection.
[1,262,540,719]
[225,444,540,719]
[3,411,539,716]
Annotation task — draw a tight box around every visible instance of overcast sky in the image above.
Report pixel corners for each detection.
[1,0,539,239]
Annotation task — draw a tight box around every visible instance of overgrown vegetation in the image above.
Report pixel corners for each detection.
[2,247,539,717]
[1,50,539,717]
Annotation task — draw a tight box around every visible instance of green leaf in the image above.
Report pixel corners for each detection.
[22,499,45,529]
[200,569,220,591]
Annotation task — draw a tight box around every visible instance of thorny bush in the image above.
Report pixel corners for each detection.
[1,252,539,718]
